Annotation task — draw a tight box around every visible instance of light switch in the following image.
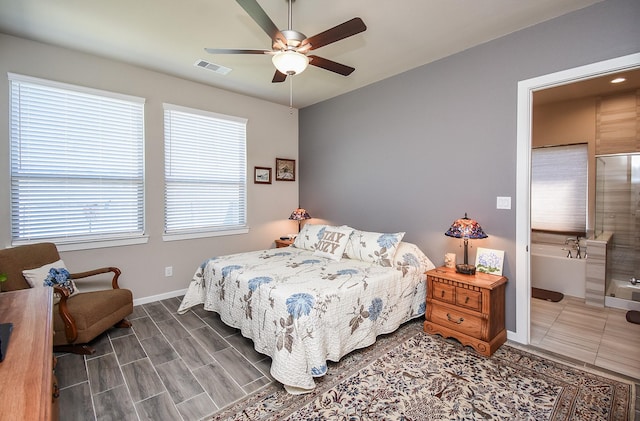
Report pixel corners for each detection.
[496,196,511,209]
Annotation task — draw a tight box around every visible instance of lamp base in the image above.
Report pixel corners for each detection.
[456,264,476,275]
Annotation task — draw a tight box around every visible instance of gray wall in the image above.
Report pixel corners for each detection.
[0,34,299,302]
[299,0,640,332]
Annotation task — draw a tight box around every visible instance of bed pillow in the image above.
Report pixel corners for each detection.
[392,242,436,275]
[344,230,405,267]
[293,224,327,251]
[313,226,353,261]
[22,259,80,303]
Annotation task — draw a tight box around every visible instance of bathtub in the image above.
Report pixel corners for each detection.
[531,243,587,299]
[608,278,640,301]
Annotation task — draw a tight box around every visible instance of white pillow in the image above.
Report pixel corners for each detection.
[22,259,66,287]
[313,226,353,261]
[22,259,80,302]
[344,230,405,267]
[293,224,327,251]
[392,242,436,275]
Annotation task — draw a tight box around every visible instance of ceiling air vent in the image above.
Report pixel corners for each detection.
[194,59,231,75]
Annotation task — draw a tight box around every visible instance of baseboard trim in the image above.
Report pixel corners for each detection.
[133,288,188,306]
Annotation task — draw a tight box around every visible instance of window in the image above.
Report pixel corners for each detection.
[531,144,587,233]
[163,104,247,239]
[9,74,145,247]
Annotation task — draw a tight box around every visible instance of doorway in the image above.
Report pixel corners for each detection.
[514,52,640,345]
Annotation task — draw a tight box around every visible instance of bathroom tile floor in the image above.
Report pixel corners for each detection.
[531,295,640,380]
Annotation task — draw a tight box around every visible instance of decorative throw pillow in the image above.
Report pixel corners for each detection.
[313,226,353,261]
[344,230,405,266]
[293,224,327,251]
[392,242,436,276]
[22,259,80,303]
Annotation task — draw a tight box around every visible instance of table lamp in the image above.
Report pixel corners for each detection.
[444,213,488,274]
[289,208,311,232]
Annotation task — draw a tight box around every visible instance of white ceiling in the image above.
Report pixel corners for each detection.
[0,0,604,108]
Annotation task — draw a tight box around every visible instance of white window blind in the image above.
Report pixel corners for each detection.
[9,74,145,245]
[164,104,247,237]
[531,144,587,233]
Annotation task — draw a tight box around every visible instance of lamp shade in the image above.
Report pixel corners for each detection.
[444,213,488,240]
[272,51,309,75]
[289,208,311,221]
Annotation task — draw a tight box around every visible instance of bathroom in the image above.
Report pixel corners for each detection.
[531,70,640,313]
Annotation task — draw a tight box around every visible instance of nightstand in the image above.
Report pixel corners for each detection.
[424,266,507,357]
[275,238,293,248]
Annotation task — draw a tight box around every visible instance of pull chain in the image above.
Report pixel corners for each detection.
[289,76,293,113]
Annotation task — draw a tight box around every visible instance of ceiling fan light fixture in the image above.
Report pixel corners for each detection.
[272,50,309,75]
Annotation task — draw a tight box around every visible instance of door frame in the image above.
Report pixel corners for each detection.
[513,52,640,344]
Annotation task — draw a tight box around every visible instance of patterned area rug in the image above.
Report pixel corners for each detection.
[211,320,633,420]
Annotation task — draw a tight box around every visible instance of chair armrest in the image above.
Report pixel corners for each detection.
[69,267,122,289]
[53,286,77,342]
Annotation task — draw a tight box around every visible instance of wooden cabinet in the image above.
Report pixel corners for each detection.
[424,267,507,357]
[0,288,57,420]
[275,238,294,248]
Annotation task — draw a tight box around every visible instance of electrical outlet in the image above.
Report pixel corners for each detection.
[164,266,173,277]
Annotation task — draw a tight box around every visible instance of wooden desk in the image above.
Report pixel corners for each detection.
[0,288,54,421]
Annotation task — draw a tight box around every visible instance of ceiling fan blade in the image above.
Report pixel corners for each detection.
[272,70,287,83]
[308,55,355,76]
[300,17,366,51]
[205,48,272,55]
[236,0,286,45]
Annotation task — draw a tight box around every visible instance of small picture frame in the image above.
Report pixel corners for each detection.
[254,167,271,184]
[475,248,505,275]
[275,158,296,181]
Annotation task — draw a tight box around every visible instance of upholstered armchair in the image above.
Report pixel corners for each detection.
[0,243,133,354]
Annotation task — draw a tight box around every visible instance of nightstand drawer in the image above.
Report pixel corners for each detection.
[432,281,455,303]
[430,303,483,338]
[456,289,482,311]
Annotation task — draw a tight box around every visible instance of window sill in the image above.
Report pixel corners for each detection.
[13,235,149,252]
[163,227,249,242]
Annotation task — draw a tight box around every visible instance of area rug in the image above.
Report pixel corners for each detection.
[211,320,633,420]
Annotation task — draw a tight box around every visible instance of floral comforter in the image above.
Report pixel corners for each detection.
[177,242,434,393]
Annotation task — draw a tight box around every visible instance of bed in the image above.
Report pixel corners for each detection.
[177,224,435,393]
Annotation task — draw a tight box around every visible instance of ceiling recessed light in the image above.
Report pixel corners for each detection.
[610,77,626,84]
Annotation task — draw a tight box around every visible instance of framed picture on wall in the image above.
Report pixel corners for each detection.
[254,167,272,184]
[475,248,505,275]
[275,158,295,181]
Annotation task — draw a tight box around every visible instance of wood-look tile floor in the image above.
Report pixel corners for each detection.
[55,297,275,421]
[530,295,640,420]
[531,295,640,380]
[56,295,639,420]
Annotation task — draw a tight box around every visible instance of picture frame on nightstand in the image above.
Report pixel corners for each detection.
[475,248,504,275]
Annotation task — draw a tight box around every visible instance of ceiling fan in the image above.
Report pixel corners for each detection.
[206,0,367,83]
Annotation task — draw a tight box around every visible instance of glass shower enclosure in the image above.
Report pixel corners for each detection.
[595,153,640,307]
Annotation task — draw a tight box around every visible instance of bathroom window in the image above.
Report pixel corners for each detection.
[531,143,587,233]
